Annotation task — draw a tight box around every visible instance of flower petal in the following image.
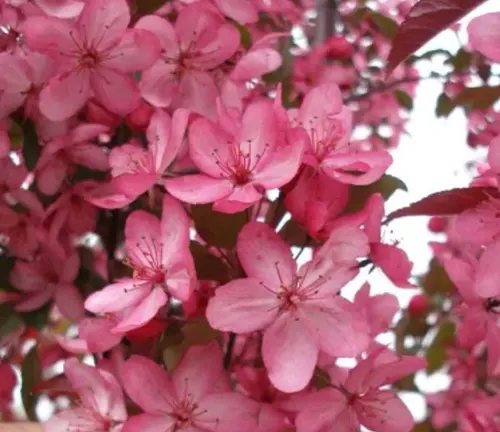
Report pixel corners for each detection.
[206,278,279,333]
[165,175,232,204]
[122,355,175,413]
[262,313,318,393]
[104,29,161,72]
[39,70,91,121]
[237,221,296,287]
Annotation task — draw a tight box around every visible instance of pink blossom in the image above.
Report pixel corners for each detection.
[353,283,399,336]
[122,342,260,432]
[284,166,349,239]
[109,108,189,200]
[43,358,127,432]
[23,0,161,121]
[293,83,392,185]
[294,347,426,432]
[468,12,500,63]
[0,362,16,414]
[333,193,415,288]
[36,123,109,195]
[85,195,195,332]
[10,244,84,321]
[206,221,370,392]
[0,50,55,119]
[57,316,123,354]
[135,3,239,117]
[0,192,42,260]
[33,0,84,18]
[166,100,305,213]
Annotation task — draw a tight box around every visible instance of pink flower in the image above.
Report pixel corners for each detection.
[0,192,43,260]
[109,108,189,200]
[0,362,16,414]
[433,242,500,375]
[0,50,55,119]
[293,83,392,185]
[284,166,349,239]
[10,245,84,321]
[135,3,239,117]
[333,193,415,288]
[166,100,305,213]
[36,123,109,195]
[294,347,426,432]
[353,283,399,336]
[206,221,370,393]
[85,195,195,332]
[57,316,123,354]
[33,0,84,18]
[44,182,98,239]
[122,342,260,432]
[468,12,500,63]
[23,0,161,121]
[43,358,127,432]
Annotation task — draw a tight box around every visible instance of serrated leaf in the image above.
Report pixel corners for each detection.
[387,0,487,75]
[131,0,170,17]
[0,304,23,339]
[426,322,455,373]
[20,118,41,171]
[386,186,497,222]
[370,12,398,39]
[189,241,230,283]
[448,48,472,72]
[435,93,454,117]
[21,346,42,421]
[394,89,414,110]
[191,204,247,248]
[279,219,311,247]
[163,318,222,371]
[421,259,456,295]
[453,85,500,111]
[233,23,252,50]
[344,174,408,214]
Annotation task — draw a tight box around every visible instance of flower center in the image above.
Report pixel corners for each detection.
[79,50,100,69]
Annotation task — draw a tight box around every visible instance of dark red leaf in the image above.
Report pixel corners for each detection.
[386,0,487,76]
[385,186,498,222]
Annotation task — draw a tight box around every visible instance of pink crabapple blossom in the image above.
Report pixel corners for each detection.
[122,341,268,432]
[84,195,195,333]
[135,2,240,118]
[166,99,305,213]
[23,0,161,121]
[294,346,426,432]
[206,221,371,392]
[43,358,127,432]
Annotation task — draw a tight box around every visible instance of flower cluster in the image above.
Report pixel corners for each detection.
[3,0,500,431]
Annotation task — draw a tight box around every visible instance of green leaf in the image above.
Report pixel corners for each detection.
[191,204,247,248]
[131,0,170,16]
[343,174,408,214]
[163,318,222,371]
[370,12,398,39]
[0,304,23,340]
[394,89,414,110]
[21,305,51,331]
[448,48,472,72]
[453,85,500,111]
[435,93,454,117]
[233,23,252,50]
[21,346,42,421]
[426,322,455,373]
[189,241,230,283]
[420,259,455,295]
[279,219,311,247]
[20,118,41,171]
